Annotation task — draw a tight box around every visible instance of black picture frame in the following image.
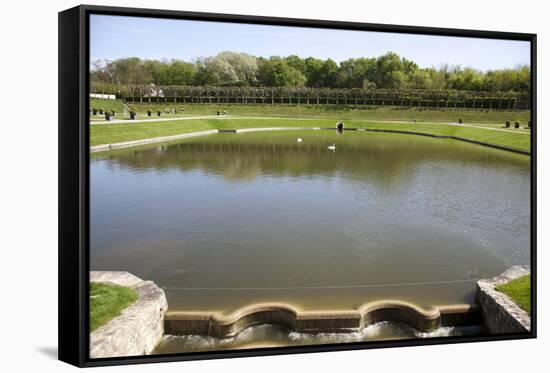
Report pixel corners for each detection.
[59,4,537,367]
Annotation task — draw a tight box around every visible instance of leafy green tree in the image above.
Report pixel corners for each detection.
[304,57,325,87]
[90,51,530,93]
[199,56,238,84]
[143,60,166,85]
[90,59,116,83]
[193,63,217,85]
[337,58,377,88]
[448,67,484,91]
[111,57,152,85]
[165,60,196,85]
[319,59,339,87]
[194,52,258,86]
[375,52,406,88]
[257,58,306,87]
[285,55,307,75]
[402,58,419,75]
[216,51,258,85]
[484,66,530,92]
[408,69,432,89]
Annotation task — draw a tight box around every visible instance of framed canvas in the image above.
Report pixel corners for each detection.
[58,4,537,367]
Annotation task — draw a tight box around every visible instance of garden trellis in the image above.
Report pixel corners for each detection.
[91,83,530,110]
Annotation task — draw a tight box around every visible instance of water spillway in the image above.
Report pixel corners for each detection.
[163,301,480,338]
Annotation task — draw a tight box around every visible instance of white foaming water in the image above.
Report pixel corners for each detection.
[153,322,482,354]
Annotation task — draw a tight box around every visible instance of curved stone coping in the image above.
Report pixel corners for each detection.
[91,126,529,155]
[90,271,168,358]
[164,301,480,338]
[90,271,142,287]
[360,128,530,155]
[90,129,219,153]
[235,127,321,133]
[476,265,531,334]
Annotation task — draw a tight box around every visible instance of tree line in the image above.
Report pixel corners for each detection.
[91,51,530,93]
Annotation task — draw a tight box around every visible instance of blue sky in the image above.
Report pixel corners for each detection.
[90,15,530,71]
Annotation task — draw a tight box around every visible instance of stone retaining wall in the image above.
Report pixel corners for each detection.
[89,271,168,358]
[476,265,531,334]
[89,268,525,352]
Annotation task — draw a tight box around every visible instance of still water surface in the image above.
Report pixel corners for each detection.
[91,130,530,317]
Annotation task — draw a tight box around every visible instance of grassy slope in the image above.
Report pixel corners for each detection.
[364,122,531,151]
[90,117,530,151]
[495,275,531,314]
[91,119,214,145]
[127,103,531,124]
[90,282,138,331]
[90,98,126,113]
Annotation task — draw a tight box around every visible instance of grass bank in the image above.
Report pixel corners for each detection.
[90,117,530,152]
[91,98,126,114]
[495,275,531,314]
[90,282,138,331]
[126,103,530,124]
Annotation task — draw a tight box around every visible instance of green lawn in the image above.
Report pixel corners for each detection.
[127,103,530,124]
[91,119,214,145]
[90,117,530,152]
[363,121,531,151]
[90,282,138,332]
[496,275,531,314]
[90,98,126,114]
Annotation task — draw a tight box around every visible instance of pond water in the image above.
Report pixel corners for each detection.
[90,130,530,319]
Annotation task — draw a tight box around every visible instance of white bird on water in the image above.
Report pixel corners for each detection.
[297,138,303,143]
[328,143,336,151]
